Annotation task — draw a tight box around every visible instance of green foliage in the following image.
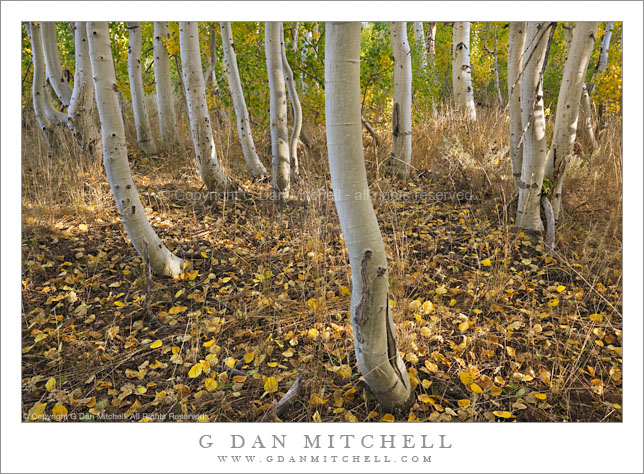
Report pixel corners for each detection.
[20,21,622,125]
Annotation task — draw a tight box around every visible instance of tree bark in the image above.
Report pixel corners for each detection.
[86,22,184,277]
[545,22,598,219]
[153,22,181,150]
[265,21,291,200]
[325,21,412,413]
[425,22,437,59]
[279,23,303,179]
[591,21,614,91]
[179,21,231,191]
[220,22,268,178]
[67,21,101,156]
[452,22,476,120]
[516,22,550,232]
[412,22,427,68]
[508,22,526,192]
[390,22,413,178]
[26,22,56,147]
[203,23,220,95]
[44,80,68,126]
[127,22,157,155]
[40,22,73,109]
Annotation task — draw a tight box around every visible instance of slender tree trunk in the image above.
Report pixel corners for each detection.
[220,22,267,178]
[40,22,73,109]
[203,23,220,95]
[86,22,184,277]
[179,21,231,191]
[452,22,476,120]
[325,21,412,413]
[265,21,290,200]
[127,22,157,155]
[425,22,437,59]
[412,22,427,68]
[279,23,303,179]
[484,24,504,105]
[508,22,526,192]
[26,22,55,147]
[153,22,180,150]
[67,21,101,156]
[516,22,550,232]
[591,21,614,92]
[290,22,299,51]
[545,22,598,219]
[390,22,413,177]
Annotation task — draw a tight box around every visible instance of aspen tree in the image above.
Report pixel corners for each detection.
[127,22,157,155]
[452,22,476,120]
[325,21,412,412]
[265,21,290,200]
[179,21,231,191]
[153,22,181,150]
[390,21,413,177]
[220,21,267,178]
[87,22,184,277]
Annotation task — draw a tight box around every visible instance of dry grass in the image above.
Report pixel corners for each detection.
[21,102,622,422]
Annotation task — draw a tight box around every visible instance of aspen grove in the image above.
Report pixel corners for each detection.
[20,21,623,423]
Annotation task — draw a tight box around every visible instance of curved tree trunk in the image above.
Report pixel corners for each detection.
[545,22,598,219]
[26,22,54,147]
[290,22,299,51]
[44,80,68,126]
[40,22,73,109]
[390,21,413,178]
[508,22,526,192]
[86,22,184,277]
[325,21,412,413]
[179,21,231,191]
[153,22,180,150]
[279,23,302,179]
[516,22,550,232]
[265,21,290,200]
[127,22,157,155]
[67,21,101,156]
[452,22,476,120]
[220,21,267,178]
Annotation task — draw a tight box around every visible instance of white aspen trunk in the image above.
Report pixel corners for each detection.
[425,22,437,59]
[579,83,598,148]
[86,22,184,277]
[390,22,413,177]
[127,22,157,155]
[279,23,303,179]
[265,21,290,200]
[290,22,299,51]
[220,22,267,178]
[413,22,427,67]
[153,22,180,150]
[40,22,73,109]
[452,22,476,120]
[26,22,54,146]
[67,21,101,156]
[595,22,614,75]
[179,21,231,191]
[203,23,220,95]
[508,22,526,192]
[325,22,412,412]
[545,22,599,219]
[516,22,550,232]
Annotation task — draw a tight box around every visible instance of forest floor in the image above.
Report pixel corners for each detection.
[21,108,623,422]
